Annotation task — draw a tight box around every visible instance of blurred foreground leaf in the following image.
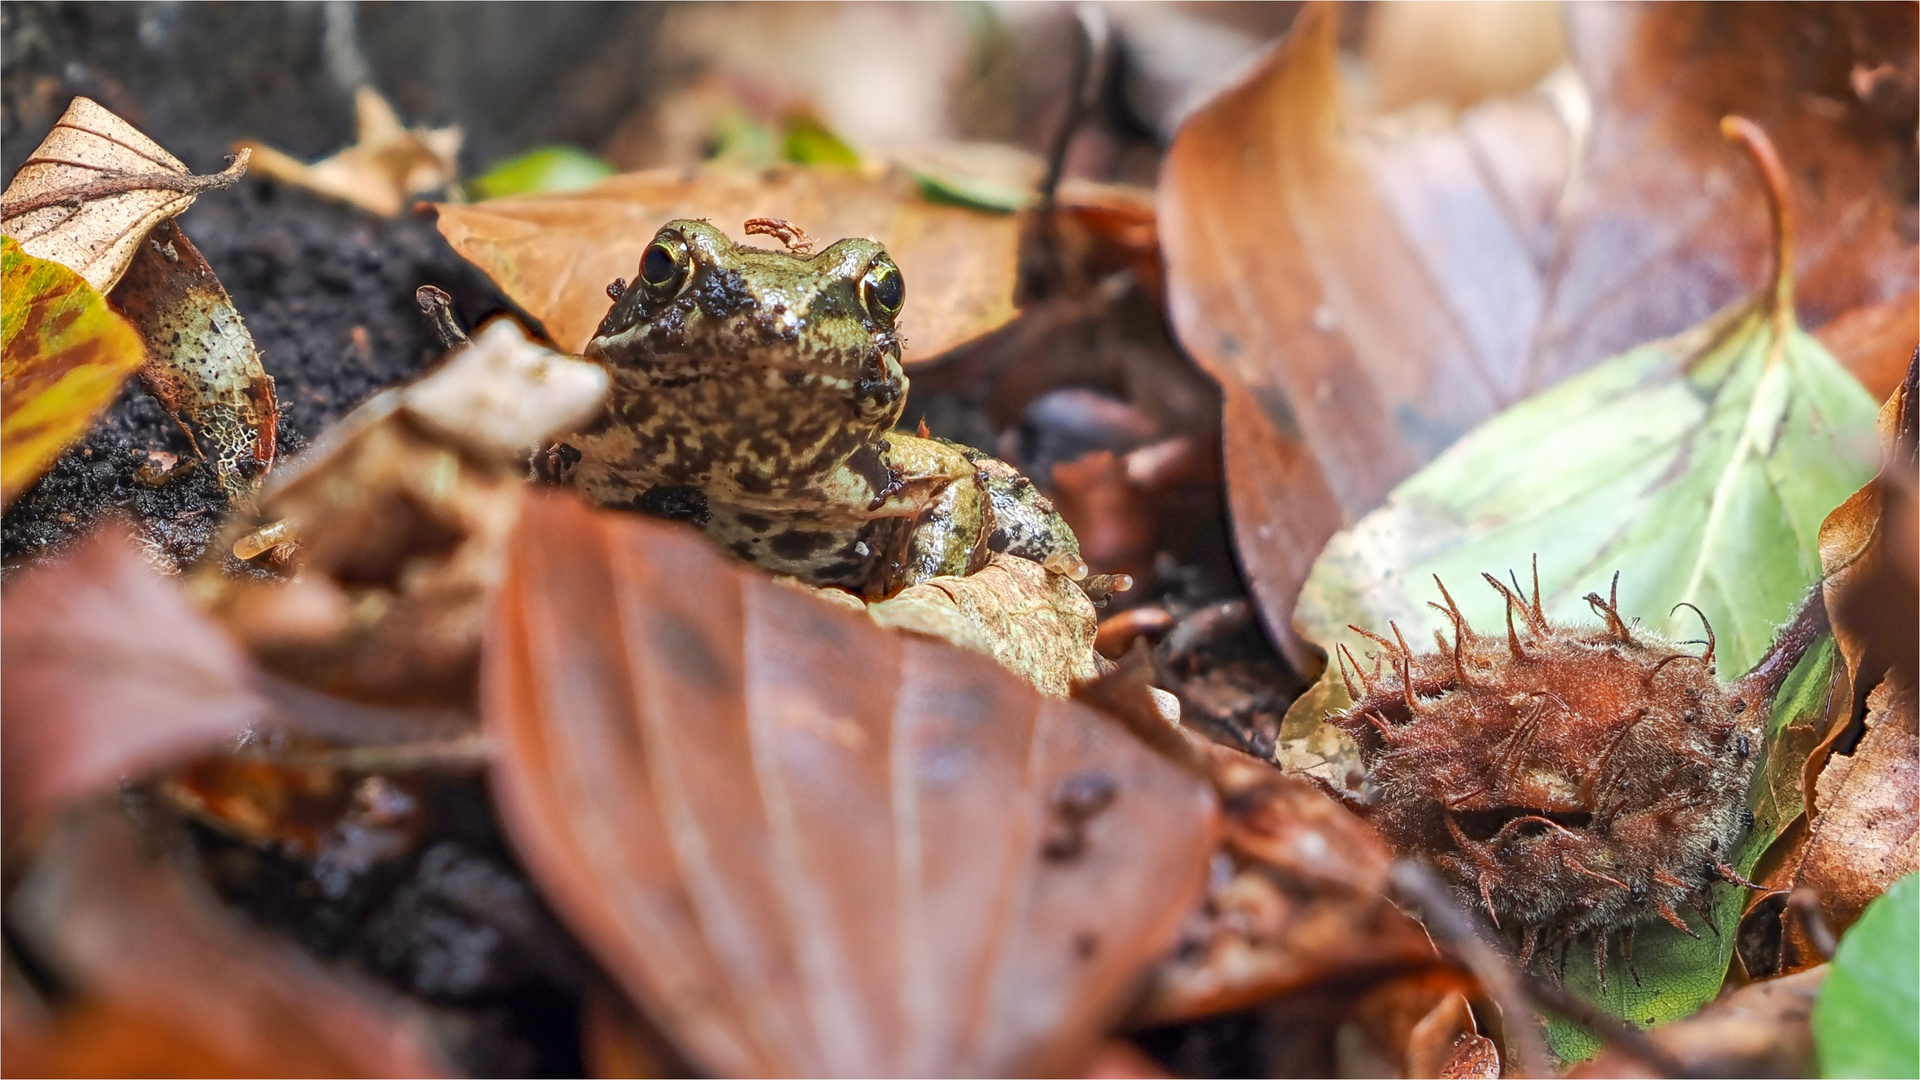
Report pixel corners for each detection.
[1813,873,1919,1079]
[467,146,615,201]
[482,491,1217,1075]
[0,236,146,504]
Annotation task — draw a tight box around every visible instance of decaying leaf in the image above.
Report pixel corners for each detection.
[112,218,277,507]
[201,318,606,704]
[0,236,146,505]
[238,86,461,218]
[0,525,266,849]
[434,165,1020,358]
[1133,744,1438,1026]
[1794,682,1919,940]
[1158,3,1912,666]
[865,553,1105,696]
[482,491,1219,1076]
[3,805,452,1078]
[0,96,248,294]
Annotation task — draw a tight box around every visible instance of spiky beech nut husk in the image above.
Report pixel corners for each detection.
[1332,568,1764,978]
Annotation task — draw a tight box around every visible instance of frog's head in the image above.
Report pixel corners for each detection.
[579,221,910,499]
[589,219,906,424]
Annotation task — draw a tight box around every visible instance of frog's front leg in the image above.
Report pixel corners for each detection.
[962,448,1088,581]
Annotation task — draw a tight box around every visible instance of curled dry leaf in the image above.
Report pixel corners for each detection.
[865,552,1106,696]
[1133,745,1437,1025]
[0,96,247,294]
[434,165,1020,358]
[238,86,461,218]
[112,218,276,507]
[1569,966,1826,1079]
[0,525,265,849]
[202,318,606,704]
[3,805,452,1078]
[482,491,1219,1076]
[1159,3,1913,665]
[1793,682,1919,940]
[0,236,146,505]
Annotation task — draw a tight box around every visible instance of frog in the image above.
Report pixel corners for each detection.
[551,218,1102,607]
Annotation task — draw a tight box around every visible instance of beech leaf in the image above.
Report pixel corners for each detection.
[0,97,246,294]
[1158,3,1914,667]
[482,491,1218,1076]
[0,235,146,504]
[434,165,1020,358]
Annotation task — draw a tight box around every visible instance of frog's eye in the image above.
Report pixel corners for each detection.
[860,257,904,322]
[638,237,691,296]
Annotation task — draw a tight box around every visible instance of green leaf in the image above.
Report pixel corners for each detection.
[466,147,615,201]
[0,235,147,505]
[1815,873,1920,1079]
[1546,632,1836,1062]
[1297,302,1878,679]
[1290,295,1879,1060]
[780,115,862,169]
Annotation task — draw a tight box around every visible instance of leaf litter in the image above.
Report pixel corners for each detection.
[2,5,1914,1077]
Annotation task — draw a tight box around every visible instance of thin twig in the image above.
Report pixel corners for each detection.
[1390,861,1693,1078]
[1719,116,1795,358]
[1733,587,1830,708]
[1787,888,1838,961]
[1,149,251,220]
[1037,4,1111,211]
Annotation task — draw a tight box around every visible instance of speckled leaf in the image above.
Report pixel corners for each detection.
[1813,872,1919,1079]
[0,235,145,504]
[482,491,1217,1076]
[434,165,1019,360]
[111,218,276,507]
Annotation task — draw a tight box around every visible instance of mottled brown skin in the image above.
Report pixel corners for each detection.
[1333,573,1763,982]
[557,219,1084,597]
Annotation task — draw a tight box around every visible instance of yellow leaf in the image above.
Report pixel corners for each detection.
[1,236,147,504]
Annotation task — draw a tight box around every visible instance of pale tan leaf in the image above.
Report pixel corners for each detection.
[0,97,245,294]
[434,165,1020,358]
[483,491,1219,1076]
[237,87,461,218]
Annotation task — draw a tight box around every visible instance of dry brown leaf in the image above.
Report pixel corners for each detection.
[1338,969,1490,1079]
[434,165,1020,358]
[0,97,247,294]
[112,218,277,507]
[1159,3,1917,665]
[0,525,266,849]
[1795,682,1920,938]
[238,86,460,218]
[4,805,452,1077]
[1569,966,1826,1079]
[1133,745,1438,1025]
[482,491,1219,1076]
[865,552,1106,696]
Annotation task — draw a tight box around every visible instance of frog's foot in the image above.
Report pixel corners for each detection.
[866,553,1110,696]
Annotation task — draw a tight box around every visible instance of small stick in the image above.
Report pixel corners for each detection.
[1,149,251,219]
[415,284,470,350]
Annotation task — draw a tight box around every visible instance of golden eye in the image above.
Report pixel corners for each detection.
[639,236,690,296]
[860,256,904,322]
